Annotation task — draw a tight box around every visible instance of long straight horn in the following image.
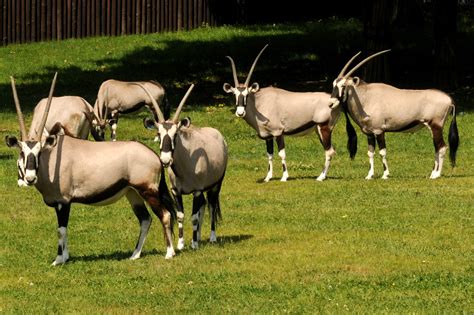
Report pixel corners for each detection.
[132,83,165,122]
[103,88,109,122]
[337,51,361,78]
[343,49,391,80]
[172,84,195,123]
[10,76,28,141]
[225,56,239,86]
[37,72,58,141]
[244,44,268,87]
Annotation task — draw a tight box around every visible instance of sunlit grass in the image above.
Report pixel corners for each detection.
[0,20,473,313]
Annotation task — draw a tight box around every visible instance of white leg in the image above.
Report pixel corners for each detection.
[177,211,185,250]
[366,150,375,180]
[379,148,390,179]
[52,227,69,266]
[278,148,289,182]
[210,230,217,243]
[130,216,152,260]
[317,147,336,181]
[111,123,117,141]
[430,146,446,179]
[264,153,273,182]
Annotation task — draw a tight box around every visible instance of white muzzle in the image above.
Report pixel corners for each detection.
[235,106,246,117]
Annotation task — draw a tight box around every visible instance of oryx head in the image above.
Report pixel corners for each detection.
[139,84,194,168]
[5,73,58,186]
[223,44,268,118]
[91,89,112,140]
[329,49,391,109]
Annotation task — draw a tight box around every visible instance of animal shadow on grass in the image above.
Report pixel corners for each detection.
[69,249,161,263]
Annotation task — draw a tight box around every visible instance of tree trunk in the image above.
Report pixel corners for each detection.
[433,0,457,90]
[363,0,396,83]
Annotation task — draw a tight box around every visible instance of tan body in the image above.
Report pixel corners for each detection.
[93,79,167,141]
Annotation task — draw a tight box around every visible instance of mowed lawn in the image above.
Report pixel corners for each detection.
[0,21,473,313]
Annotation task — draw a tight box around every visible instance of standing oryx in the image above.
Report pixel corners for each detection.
[137,83,228,250]
[223,45,340,182]
[15,96,104,187]
[92,79,170,141]
[6,73,176,265]
[329,50,459,179]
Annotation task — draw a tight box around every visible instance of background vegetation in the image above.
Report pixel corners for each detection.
[0,19,472,313]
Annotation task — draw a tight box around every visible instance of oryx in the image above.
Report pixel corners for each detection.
[138,83,228,250]
[92,79,170,141]
[15,96,104,187]
[6,73,176,265]
[329,50,459,179]
[223,45,340,182]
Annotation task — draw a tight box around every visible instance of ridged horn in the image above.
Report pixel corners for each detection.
[132,83,165,123]
[244,44,268,87]
[337,51,361,78]
[172,84,195,123]
[37,72,58,141]
[343,49,391,80]
[10,76,28,141]
[225,56,239,86]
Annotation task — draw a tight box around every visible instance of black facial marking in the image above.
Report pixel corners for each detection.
[331,87,340,99]
[161,134,173,152]
[25,153,37,170]
[25,141,38,149]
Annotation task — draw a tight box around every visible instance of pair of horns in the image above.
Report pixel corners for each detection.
[337,49,391,79]
[11,72,58,141]
[226,44,269,87]
[136,83,194,124]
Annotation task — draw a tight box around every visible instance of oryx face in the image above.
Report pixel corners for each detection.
[156,122,178,167]
[329,78,347,109]
[223,83,260,117]
[6,137,42,186]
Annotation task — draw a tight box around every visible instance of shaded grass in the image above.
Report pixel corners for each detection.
[0,21,473,313]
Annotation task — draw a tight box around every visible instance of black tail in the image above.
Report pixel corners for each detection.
[158,168,176,224]
[448,105,459,167]
[206,178,224,225]
[344,110,358,160]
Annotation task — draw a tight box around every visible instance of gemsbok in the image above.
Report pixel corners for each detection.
[329,50,459,179]
[6,73,177,265]
[223,45,340,182]
[138,83,228,250]
[92,79,170,141]
[15,96,104,187]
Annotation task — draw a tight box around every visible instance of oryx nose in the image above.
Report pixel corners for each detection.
[235,107,246,117]
[328,98,340,108]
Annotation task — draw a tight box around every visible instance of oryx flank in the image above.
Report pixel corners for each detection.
[92,79,170,141]
[15,96,103,187]
[138,83,228,250]
[223,45,339,182]
[329,50,459,179]
[6,73,176,265]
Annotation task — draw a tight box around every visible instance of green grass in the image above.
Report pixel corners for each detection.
[0,21,473,313]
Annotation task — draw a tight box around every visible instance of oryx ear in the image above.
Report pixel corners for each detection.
[143,117,157,130]
[5,136,19,148]
[49,122,65,136]
[249,82,260,93]
[44,134,58,149]
[223,83,233,93]
[352,76,360,86]
[178,117,191,129]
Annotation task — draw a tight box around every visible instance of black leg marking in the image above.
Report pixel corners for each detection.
[192,194,206,244]
[266,139,274,155]
[317,123,332,151]
[55,204,71,258]
[176,195,184,239]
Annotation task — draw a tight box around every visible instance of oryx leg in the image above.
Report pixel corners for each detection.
[316,123,335,181]
[429,123,447,179]
[207,181,223,243]
[110,113,119,141]
[127,190,152,260]
[191,192,206,249]
[174,194,185,250]
[142,190,175,259]
[276,136,289,182]
[376,133,389,179]
[264,139,274,182]
[366,134,376,180]
[52,203,71,266]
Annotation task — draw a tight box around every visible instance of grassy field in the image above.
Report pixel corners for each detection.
[0,20,473,313]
